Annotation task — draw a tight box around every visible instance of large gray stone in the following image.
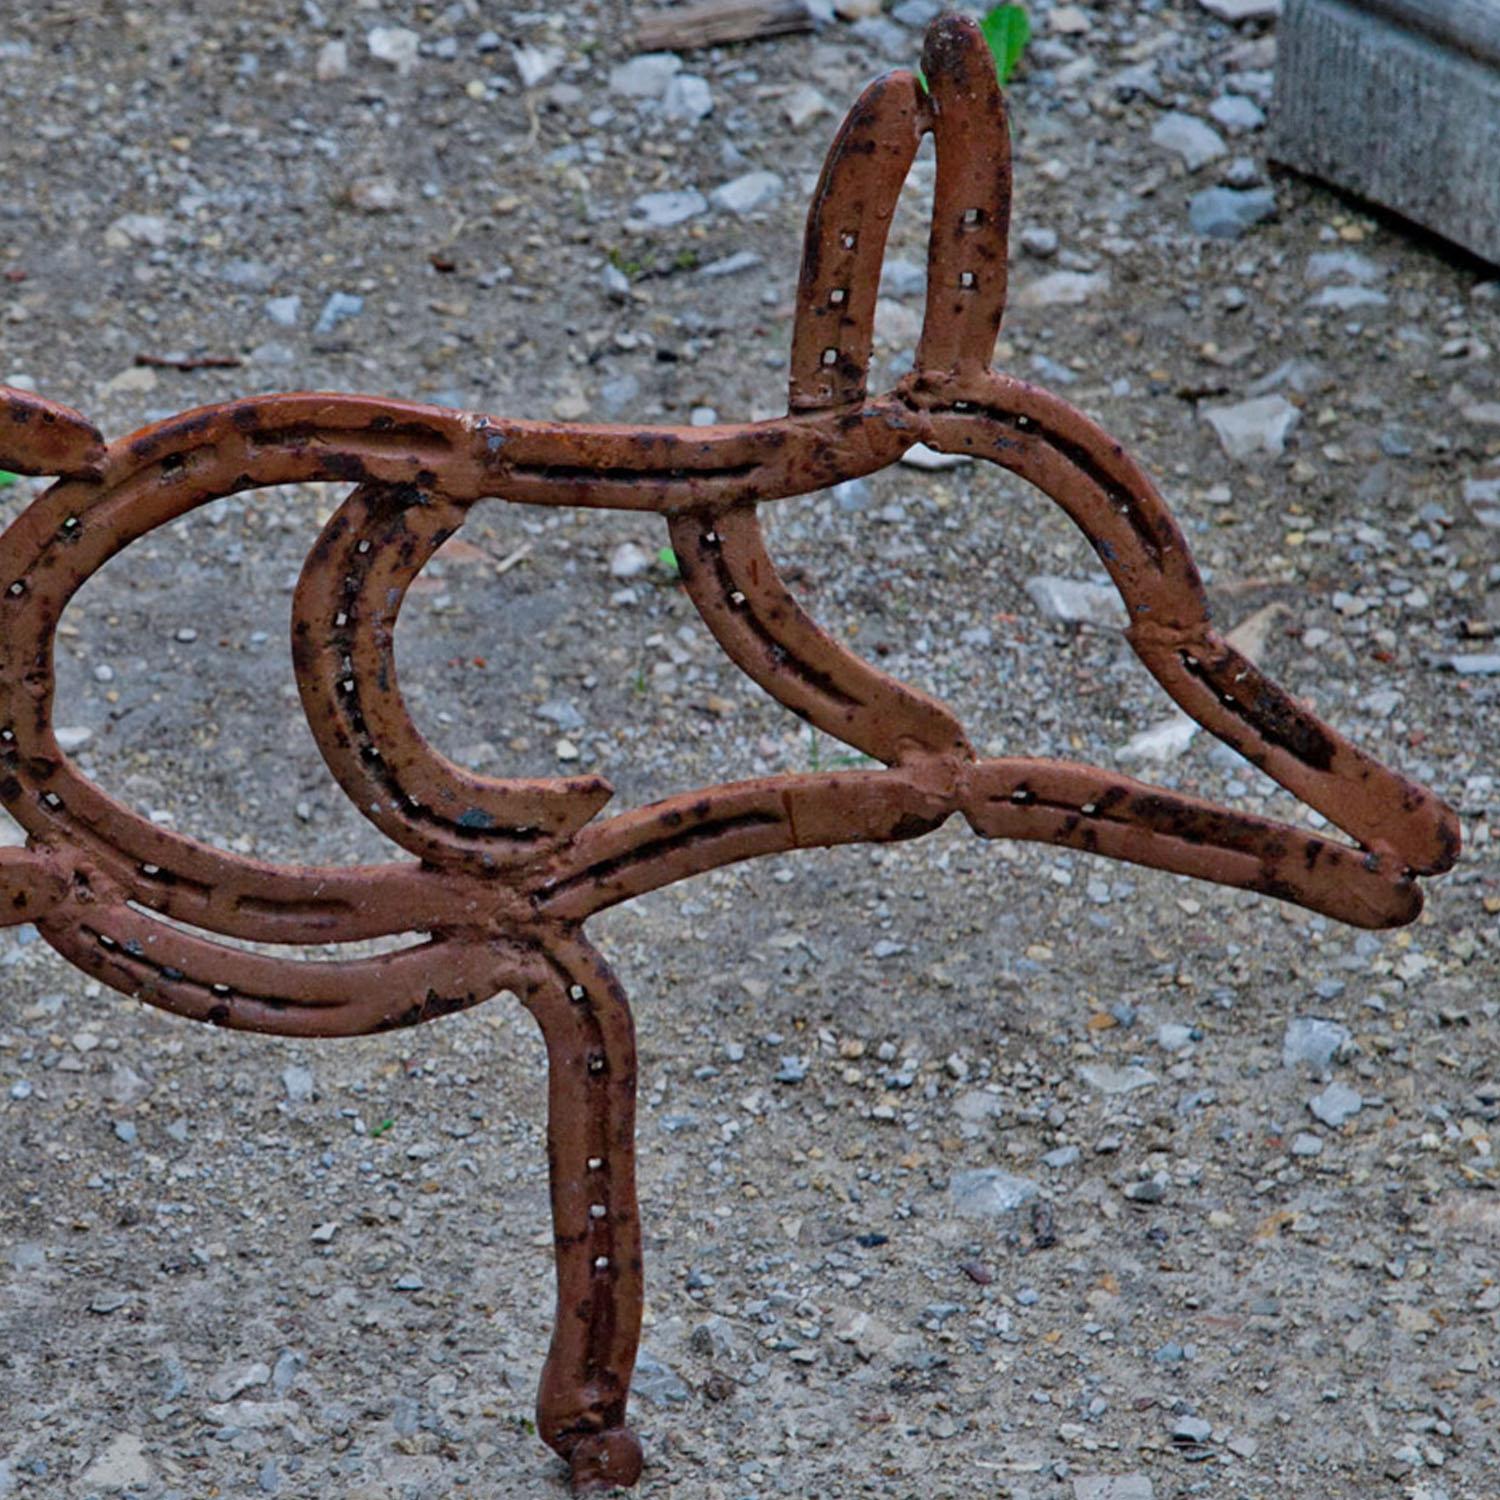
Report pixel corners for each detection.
[1201,394,1301,460]
[1274,0,1500,267]
[949,1168,1039,1217]
[1188,186,1277,238]
[1150,111,1228,170]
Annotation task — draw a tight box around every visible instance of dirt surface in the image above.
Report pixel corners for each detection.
[2,2,1498,1498]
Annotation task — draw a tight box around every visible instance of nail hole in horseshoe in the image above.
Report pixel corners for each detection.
[569,983,587,1002]
[7,581,24,596]
[821,347,838,367]
[589,1203,607,1220]
[960,270,976,289]
[593,1255,610,1271]
[829,287,846,306]
[962,207,982,226]
[839,230,857,250]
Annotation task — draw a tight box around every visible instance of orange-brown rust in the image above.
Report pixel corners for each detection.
[0,15,1459,1492]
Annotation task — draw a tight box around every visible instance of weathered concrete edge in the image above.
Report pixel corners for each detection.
[1272,0,1500,268]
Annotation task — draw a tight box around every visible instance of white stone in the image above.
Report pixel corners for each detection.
[264,294,302,329]
[1308,285,1389,310]
[1024,575,1127,630]
[1305,249,1387,284]
[1079,1064,1158,1095]
[1150,111,1227,171]
[202,1399,300,1431]
[784,83,831,129]
[99,365,157,396]
[348,176,400,212]
[1015,270,1110,308]
[315,39,348,82]
[104,213,168,249]
[1309,1081,1363,1127]
[1157,1022,1196,1052]
[208,1360,271,1403]
[609,541,652,579]
[367,26,420,75]
[1050,6,1093,34]
[1451,653,1500,675]
[663,73,713,121]
[1282,1017,1351,1070]
[281,1063,315,1102]
[609,52,682,99]
[1209,94,1266,133]
[899,442,970,471]
[949,1168,1040,1217]
[512,44,563,89]
[1116,713,1198,765]
[834,0,884,16]
[82,1434,153,1491]
[1201,394,1301,460]
[711,170,783,216]
[630,189,707,228]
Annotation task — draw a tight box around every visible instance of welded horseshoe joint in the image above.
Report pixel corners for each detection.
[0,15,1459,1492]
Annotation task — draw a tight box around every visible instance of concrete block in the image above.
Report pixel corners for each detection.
[1273,0,1500,266]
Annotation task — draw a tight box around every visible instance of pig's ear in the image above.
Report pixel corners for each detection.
[787,68,927,413]
[915,13,1014,382]
[0,387,105,478]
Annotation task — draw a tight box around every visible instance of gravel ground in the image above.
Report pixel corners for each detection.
[2,2,1498,1498]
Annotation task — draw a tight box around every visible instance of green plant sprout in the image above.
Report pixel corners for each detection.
[0,471,17,488]
[919,3,1030,91]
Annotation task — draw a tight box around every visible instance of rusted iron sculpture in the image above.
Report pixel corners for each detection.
[0,16,1459,1491]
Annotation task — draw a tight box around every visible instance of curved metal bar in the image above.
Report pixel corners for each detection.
[667,505,970,764]
[787,69,928,411]
[293,480,612,872]
[916,14,1015,379]
[523,932,644,1491]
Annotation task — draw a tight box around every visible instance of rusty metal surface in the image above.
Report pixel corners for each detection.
[0,15,1460,1491]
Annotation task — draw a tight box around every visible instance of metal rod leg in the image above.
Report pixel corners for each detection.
[524,933,644,1490]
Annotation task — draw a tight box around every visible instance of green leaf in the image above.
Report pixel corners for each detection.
[0,471,17,488]
[371,1117,395,1137]
[657,545,680,576]
[980,3,1031,85]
